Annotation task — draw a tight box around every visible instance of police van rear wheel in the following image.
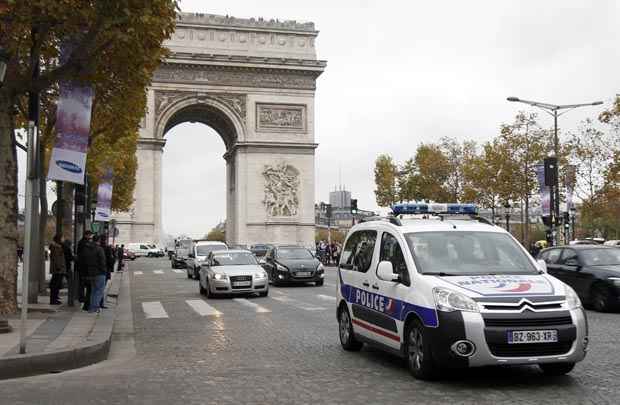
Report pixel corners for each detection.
[406,319,438,380]
[339,307,362,351]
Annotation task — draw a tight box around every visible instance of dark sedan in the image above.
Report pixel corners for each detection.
[261,245,324,286]
[539,245,620,312]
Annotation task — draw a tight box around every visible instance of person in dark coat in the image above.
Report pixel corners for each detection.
[76,232,90,304]
[116,244,124,272]
[49,234,66,305]
[99,238,115,309]
[62,239,74,292]
[77,231,106,312]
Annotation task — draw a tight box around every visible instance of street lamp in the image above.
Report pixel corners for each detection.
[507,96,603,246]
[503,202,512,233]
[0,47,8,84]
[570,206,577,241]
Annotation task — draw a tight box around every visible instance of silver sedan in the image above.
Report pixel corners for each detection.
[199,250,269,298]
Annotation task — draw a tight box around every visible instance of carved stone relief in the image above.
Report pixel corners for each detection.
[154,90,247,120]
[256,103,306,132]
[263,163,299,217]
[153,64,317,90]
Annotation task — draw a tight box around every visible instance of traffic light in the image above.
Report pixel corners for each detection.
[350,199,358,214]
[544,157,558,187]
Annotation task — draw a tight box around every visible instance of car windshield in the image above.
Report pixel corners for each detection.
[211,252,257,266]
[405,231,538,275]
[580,249,620,266]
[278,248,313,260]
[197,245,226,256]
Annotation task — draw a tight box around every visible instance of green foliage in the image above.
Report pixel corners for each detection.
[373,154,398,207]
[206,228,226,243]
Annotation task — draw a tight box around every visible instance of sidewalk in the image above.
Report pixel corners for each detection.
[0,271,124,380]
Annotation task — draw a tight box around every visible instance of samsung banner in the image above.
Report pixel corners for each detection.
[94,169,114,222]
[534,163,551,216]
[47,42,94,184]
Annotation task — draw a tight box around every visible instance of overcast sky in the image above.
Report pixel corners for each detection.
[19,1,618,239]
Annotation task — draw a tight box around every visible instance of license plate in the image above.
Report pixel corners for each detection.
[232,281,251,287]
[296,272,311,277]
[508,330,558,344]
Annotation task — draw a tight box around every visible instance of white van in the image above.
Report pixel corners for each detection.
[127,243,152,257]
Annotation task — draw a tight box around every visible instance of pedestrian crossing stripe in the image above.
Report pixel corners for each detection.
[186,299,221,316]
[134,271,143,275]
[232,298,271,313]
[142,301,168,319]
[316,294,336,302]
[153,270,164,274]
[270,295,325,311]
[172,269,184,274]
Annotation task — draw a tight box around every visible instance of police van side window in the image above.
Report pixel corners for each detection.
[379,233,411,286]
[340,231,377,273]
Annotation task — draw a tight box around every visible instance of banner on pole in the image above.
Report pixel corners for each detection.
[94,169,114,222]
[47,42,93,184]
[535,163,551,217]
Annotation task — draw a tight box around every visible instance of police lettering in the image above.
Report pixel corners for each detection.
[355,289,385,312]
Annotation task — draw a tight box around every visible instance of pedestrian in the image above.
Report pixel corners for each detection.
[77,231,106,313]
[62,239,74,293]
[49,234,66,305]
[116,244,124,272]
[76,232,89,305]
[17,246,23,262]
[100,237,115,309]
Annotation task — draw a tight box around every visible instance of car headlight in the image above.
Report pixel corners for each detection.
[276,263,288,272]
[609,277,620,287]
[565,285,582,310]
[254,271,267,279]
[432,287,479,313]
[213,273,228,280]
[317,263,324,272]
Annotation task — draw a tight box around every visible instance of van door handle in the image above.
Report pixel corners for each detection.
[362,281,370,287]
[371,284,379,290]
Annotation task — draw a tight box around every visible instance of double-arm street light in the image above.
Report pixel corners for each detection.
[507,96,603,245]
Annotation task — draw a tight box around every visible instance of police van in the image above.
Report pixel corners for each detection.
[336,203,588,380]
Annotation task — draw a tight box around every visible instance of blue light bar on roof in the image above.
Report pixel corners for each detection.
[392,203,478,216]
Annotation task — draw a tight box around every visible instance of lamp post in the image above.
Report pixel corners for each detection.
[507,96,603,246]
[0,47,11,334]
[503,202,512,233]
[570,206,577,241]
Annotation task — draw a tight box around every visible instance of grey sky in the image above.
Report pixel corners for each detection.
[18,1,619,239]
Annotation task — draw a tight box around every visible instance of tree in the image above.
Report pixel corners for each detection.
[415,144,451,203]
[0,1,178,315]
[374,154,398,207]
[439,136,476,202]
[397,158,418,203]
[205,229,226,243]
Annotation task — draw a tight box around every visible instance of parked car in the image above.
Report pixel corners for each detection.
[147,244,165,257]
[539,245,620,311]
[127,243,151,257]
[603,240,620,247]
[186,240,228,280]
[198,250,268,298]
[261,245,324,286]
[123,249,136,261]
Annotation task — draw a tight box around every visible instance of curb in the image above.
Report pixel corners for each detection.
[0,272,123,380]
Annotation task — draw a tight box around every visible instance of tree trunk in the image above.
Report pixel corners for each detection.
[0,96,19,315]
[524,195,530,246]
[37,174,48,294]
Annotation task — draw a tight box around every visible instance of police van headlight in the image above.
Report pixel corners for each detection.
[433,287,479,313]
[565,285,582,310]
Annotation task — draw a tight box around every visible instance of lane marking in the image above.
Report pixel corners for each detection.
[186,299,221,316]
[142,301,168,319]
[270,295,325,311]
[134,271,143,275]
[233,298,271,313]
[316,294,336,302]
[153,270,164,274]
[172,269,184,274]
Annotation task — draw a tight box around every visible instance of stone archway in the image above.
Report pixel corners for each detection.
[112,13,326,248]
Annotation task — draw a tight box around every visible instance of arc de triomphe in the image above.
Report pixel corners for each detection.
[112,13,326,247]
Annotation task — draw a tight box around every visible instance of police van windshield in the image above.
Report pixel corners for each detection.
[405,231,538,275]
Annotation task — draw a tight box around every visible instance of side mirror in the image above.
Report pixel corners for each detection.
[536,259,547,273]
[377,261,399,282]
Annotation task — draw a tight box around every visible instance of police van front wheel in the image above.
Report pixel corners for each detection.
[539,362,575,376]
[339,307,362,351]
[406,319,438,380]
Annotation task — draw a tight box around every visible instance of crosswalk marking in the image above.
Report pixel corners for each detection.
[316,294,336,302]
[142,301,168,319]
[186,299,221,316]
[172,269,184,274]
[233,298,271,313]
[271,295,325,311]
[134,271,143,275]
[153,270,164,274]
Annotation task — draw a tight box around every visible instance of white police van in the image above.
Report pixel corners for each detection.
[336,203,588,380]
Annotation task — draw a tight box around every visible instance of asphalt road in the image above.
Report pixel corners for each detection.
[1,257,619,405]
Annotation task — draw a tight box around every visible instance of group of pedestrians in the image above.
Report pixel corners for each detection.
[315,240,341,265]
[47,230,125,314]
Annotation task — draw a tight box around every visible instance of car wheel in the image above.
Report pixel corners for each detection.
[591,286,612,312]
[539,362,575,376]
[205,281,214,299]
[405,319,438,380]
[315,280,324,287]
[193,268,199,280]
[187,268,192,279]
[171,261,176,269]
[338,306,363,351]
[199,281,206,295]
[259,290,268,297]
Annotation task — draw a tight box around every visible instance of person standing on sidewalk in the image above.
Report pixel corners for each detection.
[76,232,90,305]
[99,237,115,309]
[49,234,66,305]
[77,231,106,312]
[116,244,124,272]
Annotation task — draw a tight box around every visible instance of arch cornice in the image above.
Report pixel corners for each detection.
[154,92,247,148]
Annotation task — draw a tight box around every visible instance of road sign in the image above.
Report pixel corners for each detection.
[91,222,102,233]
